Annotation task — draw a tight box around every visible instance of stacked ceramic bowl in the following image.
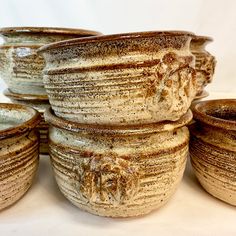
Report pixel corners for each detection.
[0,27,101,154]
[190,35,216,104]
[36,31,215,217]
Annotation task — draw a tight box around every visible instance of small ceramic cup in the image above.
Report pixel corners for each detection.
[189,99,236,205]
[39,31,197,125]
[190,35,216,95]
[0,103,41,210]
[0,27,101,95]
[45,108,192,217]
[4,89,50,154]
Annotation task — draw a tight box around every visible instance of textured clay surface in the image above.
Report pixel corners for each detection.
[0,103,40,210]
[0,27,100,95]
[45,108,192,217]
[40,31,198,125]
[4,89,50,154]
[190,35,216,95]
[190,99,236,206]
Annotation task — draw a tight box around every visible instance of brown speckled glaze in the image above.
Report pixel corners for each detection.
[45,108,192,217]
[4,89,50,154]
[190,99,236,205]
[0,27,101,95]
[39,31,197,125]
[190,35,216,95]
[0,103,41,210]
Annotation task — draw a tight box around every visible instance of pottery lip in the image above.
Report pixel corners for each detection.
[0,26,101,37]
[194,90,209,100]
[191,35,213,43]
[4,89,48,102]
[192,99,236,131]
[45,108,192,135]
[0,103,41,140]
[38,30,195,53]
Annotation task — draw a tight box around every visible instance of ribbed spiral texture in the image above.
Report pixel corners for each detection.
[190,123,236,206]
[42,34,197,125]
[48,125,189,217]
[0,131,39,210]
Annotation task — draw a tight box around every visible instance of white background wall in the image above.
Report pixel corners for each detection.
[0,0,235,94]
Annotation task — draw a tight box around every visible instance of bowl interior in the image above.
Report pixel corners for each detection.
[205,107,236,122]
[0,104,35,130]
[193,99,236,130]
[0,103,40,137]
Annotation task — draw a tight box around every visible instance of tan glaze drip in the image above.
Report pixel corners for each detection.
[0,103,41,210]
[4,89,50,154]
[0,26,101,95]
[45,108,192,217]
[190,35,216,95]
[39,31,198,125]
[189,99,236,206]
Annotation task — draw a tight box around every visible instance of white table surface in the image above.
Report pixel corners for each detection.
[0,91,235,236]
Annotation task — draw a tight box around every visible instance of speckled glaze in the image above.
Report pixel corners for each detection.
[0,27,101,95]
[4,89,50,154]
[190,99,236,205]
[45,108,192,217]
[190,35,216,95]
[0,103,41,210]
[39,31,197,125]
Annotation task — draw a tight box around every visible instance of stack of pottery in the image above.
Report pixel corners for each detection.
[0,27,100,154]
[37,31,211,217]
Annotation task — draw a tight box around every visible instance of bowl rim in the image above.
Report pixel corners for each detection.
[0,103,41,140]
[0,26,101,37]
[192,99,236,131]
[4,89,49,101]
[194,90,209,101]
[45,107,192,135]
[38,30,195,53]
[191,35,213,42]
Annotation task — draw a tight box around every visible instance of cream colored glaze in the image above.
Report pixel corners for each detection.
[0,103,40,210]
[0,27,100,95]
[40,32,197,125]
[5,93,50,154]
[46,108,192,217]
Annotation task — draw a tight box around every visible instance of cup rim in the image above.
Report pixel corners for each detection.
[0,26,101,37]
[38,30,195,53]
[45,107,192,135]
[0,103,41,140]
[192,99,236,131]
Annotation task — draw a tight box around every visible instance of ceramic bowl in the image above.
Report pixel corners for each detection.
[0,27,101,95]
[45,108,192,217]
[189,99,236,205]
[0,103,41,210]
[39,31,197,125]
[190,35,216,95]
[4,89,50,154]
